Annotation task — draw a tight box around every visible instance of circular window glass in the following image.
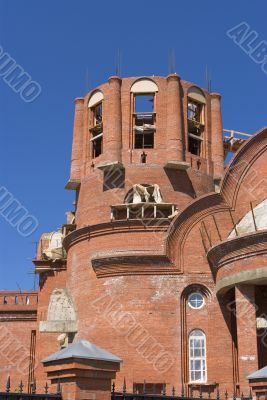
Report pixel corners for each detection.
[188,292,204,309]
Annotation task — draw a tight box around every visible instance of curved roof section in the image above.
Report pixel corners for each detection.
[220,126,267,207]
[88,91,103,108]
[188,86,206,104]
[131,78,158,93]
[228,198,267,238]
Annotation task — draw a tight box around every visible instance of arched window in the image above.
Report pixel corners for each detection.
[131,79,158,150]
[88,91,104,159]
[187,86,206,156]
[189,329,207,383]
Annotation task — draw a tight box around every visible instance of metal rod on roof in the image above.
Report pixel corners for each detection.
[212,214,222,242]
[250,201,257,231]
[205,65,211,92]
[169,48,176,74]
[115,48,122,76]
[205,65,212,92]
[201,221,212,248]
[85,68,91,92]
[200,227,208,253]
[229,210,238,236]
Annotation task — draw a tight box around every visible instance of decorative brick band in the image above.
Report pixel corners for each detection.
[0,311,37,322]
[63,219,170,251]
[91,254,177,277]
[216,266,267,294]
[207,230,267,293]
[63,219,173,277]
[207,229,267,269]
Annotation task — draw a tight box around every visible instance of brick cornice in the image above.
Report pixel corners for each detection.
[0,311,37,321]
[63,219,170,251]
[33,259,67,273]
[207,229,267,269]
[91,253,177,277]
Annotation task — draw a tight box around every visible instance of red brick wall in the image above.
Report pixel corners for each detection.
[23,79,267,396]
[34,269,67,391]
[0,292,37,390]
[0,320,37,389]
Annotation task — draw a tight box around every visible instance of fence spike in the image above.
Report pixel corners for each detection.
[44,382,49,394]
[181,383,185,398]
[208,386,211,399]
[200,386,202,399]
[190,385,193,398]
[123,378,126,394]
[216,387,220,400]
[163,382,166,396]
[19,380,24,393]
[172,386,175,396]
[233,389,236,400]
[241,392,244,400]
[225,389,228,400]
[112,382,115,394]
[56,380,61,395]
[143,380,146,395]
[32,379,36,394]
[6,376,10,393]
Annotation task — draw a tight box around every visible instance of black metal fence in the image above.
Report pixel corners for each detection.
[0,377,61,400]
[112,381,253,400]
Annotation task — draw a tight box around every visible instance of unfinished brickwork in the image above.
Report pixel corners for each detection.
[1,74,267,396]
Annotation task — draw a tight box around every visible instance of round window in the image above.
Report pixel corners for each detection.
[188,292,204,309]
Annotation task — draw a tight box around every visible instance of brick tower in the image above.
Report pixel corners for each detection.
[33,73,261,396]
[67,75,224,224]
[3,74,267,398]
[61,75,225,390]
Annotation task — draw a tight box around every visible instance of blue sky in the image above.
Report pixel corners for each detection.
[0,1,266,289]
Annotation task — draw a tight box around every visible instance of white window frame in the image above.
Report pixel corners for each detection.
[187,98,205,125]
[189,329,207,383]
[188,292,205,309]
[90,133,103,142]
[89,100,103,159]
[133,93,156,150]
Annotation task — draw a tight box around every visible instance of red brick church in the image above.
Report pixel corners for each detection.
[1,74,267,398]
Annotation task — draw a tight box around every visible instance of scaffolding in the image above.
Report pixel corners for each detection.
[223,129,252,159]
